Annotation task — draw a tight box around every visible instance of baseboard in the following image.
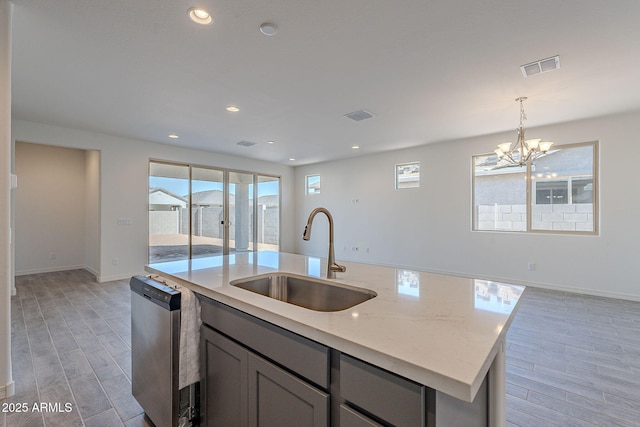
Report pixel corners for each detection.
[84,265,99,278]
[0,380,15,399]
[15,264,87,276]
[14,264,140,284]
[97,272,146,283]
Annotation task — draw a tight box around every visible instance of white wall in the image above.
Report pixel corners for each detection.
[295,111,640,301]
[0,0,13,399]
[12,119,295,281]
[85,149,101,275]
[14,142,91,274]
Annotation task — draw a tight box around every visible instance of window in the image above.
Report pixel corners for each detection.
[306,175,320,195]
[149,161,280,263]
[473,141,597,234]
[396,162,420,189]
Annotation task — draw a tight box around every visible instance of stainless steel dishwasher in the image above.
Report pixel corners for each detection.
[130,275,196,427]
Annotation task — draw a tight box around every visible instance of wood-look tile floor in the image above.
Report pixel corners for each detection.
[506,288,640,426]
[1,269,639,426]
[1,270,153,427]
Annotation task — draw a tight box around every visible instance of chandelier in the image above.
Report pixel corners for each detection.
[494,97,553,166]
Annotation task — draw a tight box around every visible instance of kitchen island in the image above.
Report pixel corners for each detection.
[146,251,525,426]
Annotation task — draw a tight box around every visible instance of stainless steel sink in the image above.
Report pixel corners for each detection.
[230,273,376,312]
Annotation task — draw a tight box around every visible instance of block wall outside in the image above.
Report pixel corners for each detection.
[152,206,279,244]
[476,204,594,232]
[149,210,180,234]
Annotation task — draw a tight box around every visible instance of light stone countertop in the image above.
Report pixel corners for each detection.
[145,251,525,402]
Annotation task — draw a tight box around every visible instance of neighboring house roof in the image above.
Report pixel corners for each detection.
[191,190,230,206]
[151,188,279,207]
[258,195,279,207]
[149,188,188,207]
[191,190,279,207]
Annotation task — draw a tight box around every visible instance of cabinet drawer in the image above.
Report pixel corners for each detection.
[199,296,330,389]
[340,404,384,427]
[340,354,426,427]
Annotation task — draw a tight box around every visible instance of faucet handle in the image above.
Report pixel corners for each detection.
[330,263,347,273]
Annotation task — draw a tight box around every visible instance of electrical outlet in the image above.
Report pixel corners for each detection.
[528,262,536,271]
[112,258,119,266]
[49,252,56,260]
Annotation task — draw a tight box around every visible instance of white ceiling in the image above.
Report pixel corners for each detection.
[10,0,640,165]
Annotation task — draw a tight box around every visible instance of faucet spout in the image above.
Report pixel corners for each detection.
[302,207,346,279]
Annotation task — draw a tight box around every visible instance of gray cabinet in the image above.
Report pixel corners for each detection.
[199,297,330,427]
[248,352,329,426]
[200,325,248,427]
[339,404,384,427]
[340,353,488,427]
[199,295,489,427]
[340,353,427,426]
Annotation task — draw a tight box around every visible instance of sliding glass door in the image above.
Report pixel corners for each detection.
[191,167,225,258]
[149,161,280,263]
[148,162,190,262]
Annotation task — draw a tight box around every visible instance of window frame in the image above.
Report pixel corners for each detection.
[471,140,598,235]
[305,174,321,195]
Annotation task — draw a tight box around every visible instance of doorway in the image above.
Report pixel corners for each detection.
[14,141,100,276]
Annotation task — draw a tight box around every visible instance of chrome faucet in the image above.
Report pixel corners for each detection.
[302,207,346,279]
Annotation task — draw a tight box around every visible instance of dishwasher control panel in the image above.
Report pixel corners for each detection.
[130,275,181,311]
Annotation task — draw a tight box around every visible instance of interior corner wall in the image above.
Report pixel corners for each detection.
[294,110,640,301]
[12,119,296,282]
[14,142,88,275]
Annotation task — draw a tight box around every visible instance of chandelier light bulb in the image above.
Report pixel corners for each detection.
[539,141,554,152]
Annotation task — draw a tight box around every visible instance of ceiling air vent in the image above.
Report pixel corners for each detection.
[520,55,560,77]
[344,109,375,122]
[236,140,256,147]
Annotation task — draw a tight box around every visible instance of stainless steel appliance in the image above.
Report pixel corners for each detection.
[130,275,197,427]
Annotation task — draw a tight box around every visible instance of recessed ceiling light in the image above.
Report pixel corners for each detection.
[267,140,275,144]
[352,145,360,149]
[188,7,213,25]
[226,105,240,112]
[288,158,295,161]
[259,23,278,36]
[168,134,179,139]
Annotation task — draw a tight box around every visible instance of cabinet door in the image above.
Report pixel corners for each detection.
[248,353,329,427]
[200,326,248,427]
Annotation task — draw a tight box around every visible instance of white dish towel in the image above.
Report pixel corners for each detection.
[177,285,202,390]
